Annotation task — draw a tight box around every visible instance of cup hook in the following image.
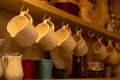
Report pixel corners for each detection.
[26,8,29,14]
[20,3,24,13]
[97,34,103,42]
[75,25,79,32]
[108,39,113,46]
[43,12,47,20]
[88,29,95,37]
[61,19,65,27]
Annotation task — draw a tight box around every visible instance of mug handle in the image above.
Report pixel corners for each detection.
[2,56,8,69]
[76,28,83,37]
[62,24,71,35]
[20,9,33,24]
[43,17,55,30]
[108,39,113,47]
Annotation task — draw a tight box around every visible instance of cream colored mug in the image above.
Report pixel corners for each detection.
[7,10,38,47]
[56,24,76,53]
[92,37,108,60]
[73,30,88,56]
[105,40,118,65]
[35,17,59,51]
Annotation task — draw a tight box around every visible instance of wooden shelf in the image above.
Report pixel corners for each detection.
[0,0,120,40]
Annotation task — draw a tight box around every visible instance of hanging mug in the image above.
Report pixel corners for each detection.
[56,24,76,53]
[35,17,59,51]
[92,37,108,60]
[73,29,88,56]
[7,9,38,47]
[105,40,118,65]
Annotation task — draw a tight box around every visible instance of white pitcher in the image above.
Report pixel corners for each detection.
[2,54,23,80]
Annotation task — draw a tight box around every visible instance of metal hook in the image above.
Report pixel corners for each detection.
[61,19,65,27]
[75,25,79,32]
[79,28,82,33]
[20,3,24,13]
[43,12,47,20]
[62,23,69,29]
[88,29,95,37]
[76,28,82,35]
[26,8,29,14]
[76,30,80,35]
[108,38,113,46]
[97,34,103,42]
[48,17,51,21]
[98,36,103,42]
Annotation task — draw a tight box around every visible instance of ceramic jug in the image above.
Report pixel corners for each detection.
[2,54,23,80]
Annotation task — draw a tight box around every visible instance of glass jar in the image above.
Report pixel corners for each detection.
[72,53,88,78]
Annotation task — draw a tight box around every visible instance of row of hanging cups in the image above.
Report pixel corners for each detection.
[7,9,76,53]
[92,36,119,66]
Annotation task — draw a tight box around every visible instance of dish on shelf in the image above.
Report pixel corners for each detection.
[55,2,79,16]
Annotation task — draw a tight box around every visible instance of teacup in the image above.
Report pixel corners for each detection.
[105,46,118,65]
[7,10,38,47]
[35,18,59,51]
[92,38,107,60]
[73,30,88,56]
[105,40,118,65]
[56,24,76,53]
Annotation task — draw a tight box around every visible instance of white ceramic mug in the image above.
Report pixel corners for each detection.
[105,40,118,65]
[92,38,108,60]
[7,10,38,47]
[35,18,59,51]
[56,24,76,53]
[73,30,88,56]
